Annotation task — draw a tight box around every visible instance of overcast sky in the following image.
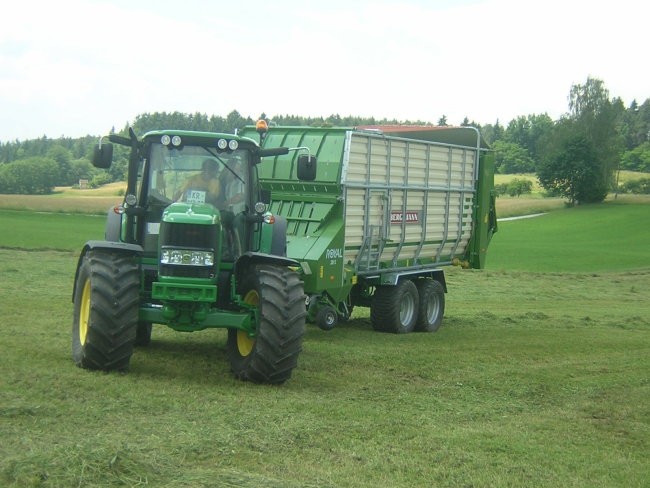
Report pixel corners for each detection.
[1,0,648,142]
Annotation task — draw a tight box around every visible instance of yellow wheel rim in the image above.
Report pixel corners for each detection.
[237,289,259,357]
[79,279,91,345]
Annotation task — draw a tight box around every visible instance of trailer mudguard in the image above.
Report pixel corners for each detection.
[374,269,447,292]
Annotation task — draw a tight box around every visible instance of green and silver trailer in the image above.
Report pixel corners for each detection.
[241,124,498,333]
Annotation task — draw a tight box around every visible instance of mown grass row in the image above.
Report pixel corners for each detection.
[1,248,647,487]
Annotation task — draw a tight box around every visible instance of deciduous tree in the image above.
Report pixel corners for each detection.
[538,78,622,204]
[492,140,535,174]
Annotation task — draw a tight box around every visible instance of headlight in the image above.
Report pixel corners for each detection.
[161,249,214,266]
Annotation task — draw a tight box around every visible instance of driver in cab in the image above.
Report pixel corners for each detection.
[177,159,220,206]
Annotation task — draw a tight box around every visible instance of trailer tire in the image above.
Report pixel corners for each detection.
[227,264,306,384]
[72,250,139,371]
[316,305,338,331]
[415,279,445,332]
[371,279,419,334]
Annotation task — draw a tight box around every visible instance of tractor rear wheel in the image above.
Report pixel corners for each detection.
[72,250,139,371]
[370,279,419,333]
[227,264,306,384]
[414,279,445,332]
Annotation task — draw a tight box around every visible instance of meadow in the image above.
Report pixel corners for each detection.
[0,189,648,487]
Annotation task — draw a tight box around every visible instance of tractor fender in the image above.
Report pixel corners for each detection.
[234,252,301,286]
[236,252,299,271]
[71,240,143,302]
[270,215,288,257]
[105,206,122,241]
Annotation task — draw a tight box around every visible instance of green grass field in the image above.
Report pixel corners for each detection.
[488,202,650,271]
[0,210,104,251]
[0,197,649,487]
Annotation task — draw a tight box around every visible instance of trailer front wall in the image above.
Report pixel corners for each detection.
[342,132,477,273]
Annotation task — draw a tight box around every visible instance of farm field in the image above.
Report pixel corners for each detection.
[0,182,125,215]
[493,170,649,218]
[0,194,649,487]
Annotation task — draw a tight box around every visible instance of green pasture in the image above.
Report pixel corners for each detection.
[488,202,650,272]
[0,210,104,251]
[0,199,649,486]
[2,199,648,272]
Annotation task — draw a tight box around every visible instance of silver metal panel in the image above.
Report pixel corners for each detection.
[342,131,478,273]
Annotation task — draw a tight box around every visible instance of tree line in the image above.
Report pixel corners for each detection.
[1,77,649,202]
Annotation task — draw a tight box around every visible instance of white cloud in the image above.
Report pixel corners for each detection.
[0,0,648,141]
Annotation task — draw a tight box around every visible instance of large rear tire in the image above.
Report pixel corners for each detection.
[227,264,306,384]
[370,279,419,333]
[72,250,139,371]
[414,279,445,332]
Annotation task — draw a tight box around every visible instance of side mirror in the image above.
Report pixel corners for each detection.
[92,143,113,168]
[297,154,317,181]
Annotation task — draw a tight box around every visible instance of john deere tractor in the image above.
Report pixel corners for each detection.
[71,123,313,383]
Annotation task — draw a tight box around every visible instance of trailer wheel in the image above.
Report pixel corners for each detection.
[370,279,419,333]
[415,279,445,332]
[227,264,306,384]
[72,250,139,371]
[316,305,338,331]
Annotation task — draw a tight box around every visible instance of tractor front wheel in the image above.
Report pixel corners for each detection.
[72,250,139,371]
[227,264,306,384]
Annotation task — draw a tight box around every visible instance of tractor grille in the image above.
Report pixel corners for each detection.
[162,223,216,249]
[160,263,213,279]
[159,222,218,279]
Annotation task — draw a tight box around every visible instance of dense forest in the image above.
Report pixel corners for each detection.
[1,77,649,200]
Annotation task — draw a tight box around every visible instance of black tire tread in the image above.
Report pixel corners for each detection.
[72,250,139,371]
[414,279,445,332]
[228,265,306,384]
[370,280,419,334]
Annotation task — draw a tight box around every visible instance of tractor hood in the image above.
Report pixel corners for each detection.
[162,202,221,225]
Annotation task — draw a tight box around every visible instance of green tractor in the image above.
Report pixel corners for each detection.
[71,123,314,383]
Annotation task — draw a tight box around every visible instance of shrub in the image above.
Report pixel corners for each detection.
[621,177,650,194]
[0,157,58,194]
[494,178,533,197]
